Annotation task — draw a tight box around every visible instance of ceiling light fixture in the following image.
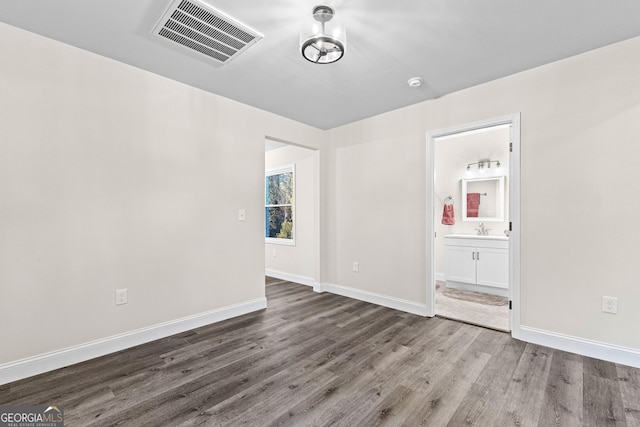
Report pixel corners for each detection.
[300,5,346,64]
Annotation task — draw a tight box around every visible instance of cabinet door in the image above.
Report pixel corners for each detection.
[476,247,509,288]
[444,245,476,284]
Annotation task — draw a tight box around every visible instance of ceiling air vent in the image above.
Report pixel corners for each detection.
[152,0,263,66]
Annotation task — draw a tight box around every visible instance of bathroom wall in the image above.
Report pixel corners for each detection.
[434,127,510,277]
[265,144,317,283]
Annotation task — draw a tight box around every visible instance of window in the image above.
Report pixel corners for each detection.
[265,165,294,244]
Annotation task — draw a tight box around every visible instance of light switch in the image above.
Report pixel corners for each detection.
[238,209,246,221]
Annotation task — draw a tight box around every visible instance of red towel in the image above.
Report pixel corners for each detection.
[442,203,455,225]
[467,193,480,217]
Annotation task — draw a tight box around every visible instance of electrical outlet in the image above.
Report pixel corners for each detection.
[602,296,617,314]
[115,289,128,306]
[352,262,359,273]
[272,249,277,257]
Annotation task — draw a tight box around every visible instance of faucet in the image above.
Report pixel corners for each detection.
[475,222,491,236]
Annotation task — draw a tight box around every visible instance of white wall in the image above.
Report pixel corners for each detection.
[265,145,316,283]
[324,35,640,352]
[0,23,323,367]
[3,20,640,374]
[434,127,510,275]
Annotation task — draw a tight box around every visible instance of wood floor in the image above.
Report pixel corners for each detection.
[2,278,639,426]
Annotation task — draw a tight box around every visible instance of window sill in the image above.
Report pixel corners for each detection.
[265,238,296,246]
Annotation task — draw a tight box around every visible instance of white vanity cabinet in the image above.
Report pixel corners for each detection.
[443,235,509,296]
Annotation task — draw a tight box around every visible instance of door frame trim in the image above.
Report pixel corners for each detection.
[426,113,521,337]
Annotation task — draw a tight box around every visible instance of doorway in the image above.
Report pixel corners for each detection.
[264,138,321,289]
[427,114,521,335]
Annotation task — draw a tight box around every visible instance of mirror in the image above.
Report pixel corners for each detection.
[462,176,505,221]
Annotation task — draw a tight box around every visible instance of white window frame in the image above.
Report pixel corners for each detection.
[265,164,295,246]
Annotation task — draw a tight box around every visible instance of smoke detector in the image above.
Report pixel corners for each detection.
[408,77,424,88]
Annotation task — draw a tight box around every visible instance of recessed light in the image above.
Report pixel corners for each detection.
[407,77,423,88]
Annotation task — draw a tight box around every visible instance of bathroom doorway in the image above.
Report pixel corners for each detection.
[427,115,521,334]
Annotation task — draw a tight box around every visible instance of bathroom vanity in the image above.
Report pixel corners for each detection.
[443,234,509,297]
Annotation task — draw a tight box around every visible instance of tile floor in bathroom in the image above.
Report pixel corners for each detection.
[435,281,509,331]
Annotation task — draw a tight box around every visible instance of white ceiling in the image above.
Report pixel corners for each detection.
[2,0,640,129]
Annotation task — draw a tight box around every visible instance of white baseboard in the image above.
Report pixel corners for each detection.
[313,282,326,293]
[265,269,314,287]
[0,297,267,385]
[320,282,430,317]
[435,272,445,282]
[519,326,640,369]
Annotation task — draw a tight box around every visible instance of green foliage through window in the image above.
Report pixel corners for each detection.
[265,167,294,240]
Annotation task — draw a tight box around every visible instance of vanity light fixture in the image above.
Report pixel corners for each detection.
[300,5,346,64]
[466,160,501,174]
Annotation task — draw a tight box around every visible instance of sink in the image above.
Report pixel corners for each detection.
[445,234,508,240]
